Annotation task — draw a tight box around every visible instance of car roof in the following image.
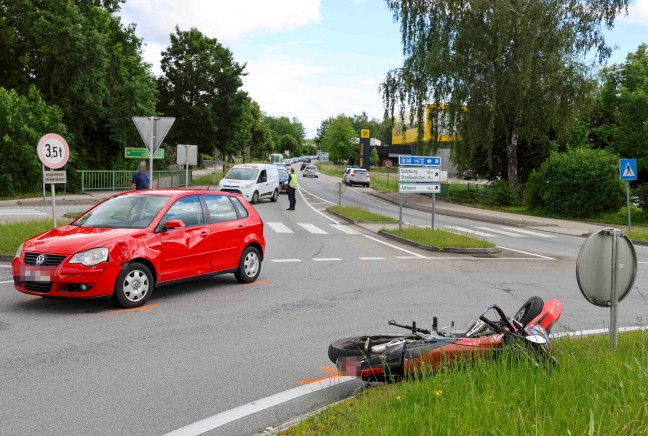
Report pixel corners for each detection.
[123,189,241,198]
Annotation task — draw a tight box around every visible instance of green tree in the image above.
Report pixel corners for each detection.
[264,116,306,149]
[158,26,246,156]
[0,87,67,194]
[590,45,648,183]
[247,101,275,159]
[278,134,299,156]
[314,117,334,147]
[0,0,158,186]
[382,0,628,188]
[370,147,379,166]
[322,116,357,162]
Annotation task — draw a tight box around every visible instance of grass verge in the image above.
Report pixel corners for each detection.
[383,227,496,248]
[0,219,70,254]
[284,331,648,435]
[329,206,397,222]
[191,173,224,186]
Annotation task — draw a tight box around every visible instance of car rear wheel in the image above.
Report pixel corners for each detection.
[270,189,279,202]
[235,246,262,284]
[251,191,260,204]
[113,262,154,308]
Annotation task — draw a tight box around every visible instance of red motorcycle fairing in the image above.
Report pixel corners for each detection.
[527,299,562,332]
[403,334,504,375]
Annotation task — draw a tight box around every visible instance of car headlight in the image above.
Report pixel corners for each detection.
[15,243,24,259]
[241,183,254,189]
[69,248,109,266]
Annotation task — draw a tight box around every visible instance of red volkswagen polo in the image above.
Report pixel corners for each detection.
[12,190,265,308]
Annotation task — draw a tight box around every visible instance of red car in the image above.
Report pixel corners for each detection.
[12,190,265,308]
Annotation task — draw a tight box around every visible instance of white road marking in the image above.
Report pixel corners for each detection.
[551,326,647,338]
[0,280,14,284]
[475,227,526,237]
[330,224,361,235]
[499,246,555,260]
[297,223,329,234]
[0,211,48,215]
[312,257,342,261]
[270,259,302,263]
[445,226,495,237]
[297,187,338,224]
[0,265,11,268]
[362,235,427,258]
[266,222,294,234]
[164,376,356,436]
[298,186,336,205]
[501,226,556,238]
[358,257,386,260]
[395,256,429,260]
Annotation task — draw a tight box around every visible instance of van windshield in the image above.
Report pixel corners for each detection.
[225,168,259,181]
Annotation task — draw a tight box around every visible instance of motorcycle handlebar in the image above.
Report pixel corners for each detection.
[388,319,431,335]
[479,315,502,333]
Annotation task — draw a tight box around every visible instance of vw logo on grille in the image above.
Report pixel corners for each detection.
[35,254,47,265]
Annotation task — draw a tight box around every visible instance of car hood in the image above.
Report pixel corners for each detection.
[23,225,149,255]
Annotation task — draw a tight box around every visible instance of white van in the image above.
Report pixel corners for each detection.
[218,164,280,204]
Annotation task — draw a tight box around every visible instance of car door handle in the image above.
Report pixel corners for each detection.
[200,231,209,238]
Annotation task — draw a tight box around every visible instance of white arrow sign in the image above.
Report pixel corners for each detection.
[132,117,175,152]
[398,167,441,182]
[399,183,441,193]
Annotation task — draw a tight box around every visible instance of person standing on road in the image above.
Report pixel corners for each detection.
[131,161,150,190]
[287,168,298,210]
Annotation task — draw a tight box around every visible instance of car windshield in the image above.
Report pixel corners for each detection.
[279,169,289,179]
[306,166,316,170]
[354,169,368,174]
[224,168,259,181]
[72,194,171,229]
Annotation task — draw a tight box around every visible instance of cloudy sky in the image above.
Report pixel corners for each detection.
[120,0,648,137]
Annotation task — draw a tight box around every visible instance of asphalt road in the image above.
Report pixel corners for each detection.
[1,177,647,435]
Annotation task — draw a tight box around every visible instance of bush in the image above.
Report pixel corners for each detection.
[532,148,624,218]
[490,179,518,206]
[524,171,544,209]
[634,183,648,210]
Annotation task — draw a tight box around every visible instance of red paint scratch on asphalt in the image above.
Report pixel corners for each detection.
[116,303,159,314]
[243,279,269,287]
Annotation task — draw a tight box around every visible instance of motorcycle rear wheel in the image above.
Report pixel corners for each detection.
[513,296,544,327]
[328,335,404,363]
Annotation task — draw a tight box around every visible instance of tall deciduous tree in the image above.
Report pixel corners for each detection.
[322,116,357,162]
[158,26,246,156]
[382,0,628,188]
[590,44,648,183]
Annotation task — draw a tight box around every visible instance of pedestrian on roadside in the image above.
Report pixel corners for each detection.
[287,167,298,210]
[131,161,150,190]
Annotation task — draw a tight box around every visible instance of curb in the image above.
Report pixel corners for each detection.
[378,230,501,255]
[325,207,397,225]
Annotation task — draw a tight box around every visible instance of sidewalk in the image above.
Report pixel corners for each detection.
[367,190,607,238]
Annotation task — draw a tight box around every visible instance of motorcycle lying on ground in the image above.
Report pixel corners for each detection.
[329,296,563,383]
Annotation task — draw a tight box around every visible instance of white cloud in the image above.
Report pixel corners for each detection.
[618,0,648,25]
[243,58,386,137]
[121,0,321,44]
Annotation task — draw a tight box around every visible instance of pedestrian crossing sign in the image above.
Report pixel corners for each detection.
[620,159,637,181]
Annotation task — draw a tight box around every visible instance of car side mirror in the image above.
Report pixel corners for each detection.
[164,219,186,231]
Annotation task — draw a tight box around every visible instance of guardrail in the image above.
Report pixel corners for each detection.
[77,170,191,192]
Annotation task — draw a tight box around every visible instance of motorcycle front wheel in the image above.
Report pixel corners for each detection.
[328,335,405,363]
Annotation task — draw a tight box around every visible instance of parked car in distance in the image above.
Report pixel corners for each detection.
[219,163,280,204]
[12,190,266,308]
[303,165,319,178]
[278,168,289,193]
[343,168,370,187]
[462,170,478,180]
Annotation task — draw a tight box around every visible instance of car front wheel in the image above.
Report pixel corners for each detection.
[235,246,262,284]
[113,262,154,308]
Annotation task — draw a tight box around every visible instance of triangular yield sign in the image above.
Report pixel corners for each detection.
[132,117,175,152]
[623,163,635,177]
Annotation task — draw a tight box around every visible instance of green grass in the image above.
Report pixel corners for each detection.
[0,219,70,254]
[191,172,224,186]
[383,226,496,248]
[317,163,347,178]
[625,228,648,243]
[329,206,397,222]
[284,331,648,435]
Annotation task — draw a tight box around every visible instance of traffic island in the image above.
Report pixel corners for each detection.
[379,227,500,254]
[326,206,397,224]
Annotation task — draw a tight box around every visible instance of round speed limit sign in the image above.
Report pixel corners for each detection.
[37,133,69,169]
[384,159,393,168]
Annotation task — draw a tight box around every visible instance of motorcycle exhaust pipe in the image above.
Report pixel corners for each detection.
[371,338,406,354]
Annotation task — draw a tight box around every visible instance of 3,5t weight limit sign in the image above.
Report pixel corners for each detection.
[37,133,69,169]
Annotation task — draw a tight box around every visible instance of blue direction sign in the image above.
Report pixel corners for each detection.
[620,159,637,181]
[399,155,441,167]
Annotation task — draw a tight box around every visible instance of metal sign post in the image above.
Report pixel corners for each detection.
[132,116,175,189]
[37,134,69,227]
[576,228,637,350]
[432,193,436,230]
[384,159,393,190]
[619,158,637,230]
[335,182,347,206]
[399,193,403,231]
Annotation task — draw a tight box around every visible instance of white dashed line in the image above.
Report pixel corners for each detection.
[358,257,386,260]
[0,280,13,284]
[270,259,302,263]
[501,227,556,238]
[312,258,342,262]
[362,235,427,258]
